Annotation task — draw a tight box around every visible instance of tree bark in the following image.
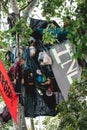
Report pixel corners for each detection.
[13,103,27,130]
[10,0,19,14]
[23,0,38,20]
[0,3,1,30]
[30,118,35,130]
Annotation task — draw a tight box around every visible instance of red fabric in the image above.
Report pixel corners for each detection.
[7,62,19,79]
[8,61,24,79]
[0,61,18,123]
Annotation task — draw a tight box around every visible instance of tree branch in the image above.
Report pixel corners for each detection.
[4,0,9,6]
[23,0,38,20]
[10,0,19,14]
[1,1,9,14]
[19,0,33,12]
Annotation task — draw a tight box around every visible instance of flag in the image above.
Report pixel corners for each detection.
[0,60,18,123]
[50,41,81,100]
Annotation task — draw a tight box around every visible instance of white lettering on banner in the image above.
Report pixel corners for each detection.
[65,44,73,57]
[67,70,78,84]
[67,60,77,74]
[52,44,72,64]
[52,44,78,84]
[52,48,61,64]
[61,59,72,69]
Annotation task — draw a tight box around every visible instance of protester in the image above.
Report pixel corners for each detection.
[24,70,36,100]
[41,77,56,110]
[57,16,71,42]
[63,16,71,27]
[7,57,25,93]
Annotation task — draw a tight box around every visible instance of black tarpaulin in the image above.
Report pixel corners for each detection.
[30,18,60,40]
[30,18,47,31]
[24,90,57,117]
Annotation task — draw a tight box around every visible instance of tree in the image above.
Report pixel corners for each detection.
[0,0,87,130]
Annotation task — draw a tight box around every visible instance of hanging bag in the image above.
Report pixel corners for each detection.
[38,40,52,65]
[43,51,52,65]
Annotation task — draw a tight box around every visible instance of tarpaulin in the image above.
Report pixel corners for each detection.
[0,61,18,123]
[24,90,57,117]
[50,41,81,100]
[24,68,58,117]
[30,18,47,31]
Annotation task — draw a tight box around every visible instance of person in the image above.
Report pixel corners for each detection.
[22,40,36,70]
[40,77,56,110]
[24,69,37,109]
[45,16,71,42]
[63,16,71,28]
[7,57,25,93]
[24,70,36,98]
[57,16,71,42]
[41,77,51,86]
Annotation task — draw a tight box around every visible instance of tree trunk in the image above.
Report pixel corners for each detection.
[0,3,1,30]
[13,103,27,130]
[24,0,38,20]
[30,118,35,130]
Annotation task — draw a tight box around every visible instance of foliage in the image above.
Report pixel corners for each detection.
[41,0,65,18]
[57,68,87,130]
[43,68,87,130]
[0,31,10,69]
[10,17,32,45]
[43,115,60,130]
[66,0,87,59]
[41,0,87,58]
[0,95,3,102]
[0,120,13,130]
[42,28,57,45]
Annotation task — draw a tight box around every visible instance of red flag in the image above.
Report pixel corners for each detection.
[0,61,18,123]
